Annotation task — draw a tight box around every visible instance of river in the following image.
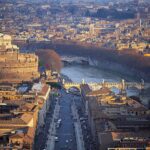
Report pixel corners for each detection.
[61,64,140,97]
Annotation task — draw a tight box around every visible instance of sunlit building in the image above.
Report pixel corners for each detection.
[0,33,40,83]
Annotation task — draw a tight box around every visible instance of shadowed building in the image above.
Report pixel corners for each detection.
[0,82,51,149]
[80,84,150,149]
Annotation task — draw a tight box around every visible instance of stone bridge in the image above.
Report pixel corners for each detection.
[63,79,148,91]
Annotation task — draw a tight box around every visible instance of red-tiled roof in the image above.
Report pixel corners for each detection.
[87,87,112,97]
[40,85,49,96]
[0,114,33,127]
[21,114,33,124]
[9,133,24,139]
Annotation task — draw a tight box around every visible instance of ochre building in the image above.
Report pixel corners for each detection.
[0,33,40,83]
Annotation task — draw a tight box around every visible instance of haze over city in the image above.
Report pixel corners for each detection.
[0,0,150,149]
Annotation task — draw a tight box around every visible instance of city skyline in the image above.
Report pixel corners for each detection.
[0,0,150,149]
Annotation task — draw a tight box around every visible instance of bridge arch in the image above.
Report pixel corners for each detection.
[63,83,81,91]
[68,86,81,92]
[126,83,144,90]
[63,79,146,94]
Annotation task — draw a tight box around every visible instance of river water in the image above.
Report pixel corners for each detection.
[61,64,140,97]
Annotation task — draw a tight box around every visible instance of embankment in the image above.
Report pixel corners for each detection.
[15,40,150,82]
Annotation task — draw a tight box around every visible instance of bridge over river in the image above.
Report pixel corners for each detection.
[63,79,150,92]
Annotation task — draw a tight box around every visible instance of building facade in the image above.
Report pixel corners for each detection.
[0,33,40,83]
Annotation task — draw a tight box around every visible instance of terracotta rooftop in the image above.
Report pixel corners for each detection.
[0,113,33,127]
[21,113,33,124]
[40,84,50,96]
[0,129,14,137]
[111,130,150,140]
[3,100,26,106]
[19,103,36,111]
[87,87,112,97]
[26,127,35,138]
[10,133,24,139]
[0,118,26,126]
[24,127,35,144]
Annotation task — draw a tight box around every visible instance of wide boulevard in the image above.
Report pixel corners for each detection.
[54,89,77,150]
[35,85,96,150]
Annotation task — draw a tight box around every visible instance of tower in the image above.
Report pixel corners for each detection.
[120,79,126,95]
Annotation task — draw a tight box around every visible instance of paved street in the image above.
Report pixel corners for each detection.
[54,89,77,150]
[53,88,96,150]
[35,87,96,150]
